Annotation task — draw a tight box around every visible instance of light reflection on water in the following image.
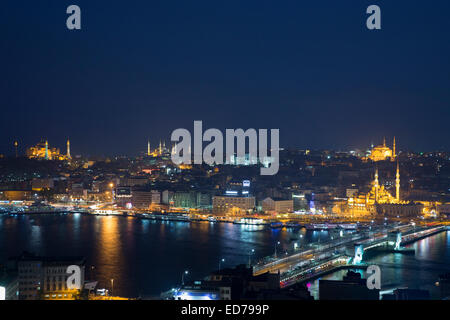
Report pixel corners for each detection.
[0,214,448,299]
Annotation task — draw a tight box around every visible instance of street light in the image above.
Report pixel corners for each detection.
[182,270,189,285]
[248,249,255,267]
[274,241,280,258]
[219,258,225,270]
[109,183,115,201]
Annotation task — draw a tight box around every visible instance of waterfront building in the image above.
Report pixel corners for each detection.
[161,190,174,205]
[8,252,85,300]
[212,195,255,215]
[173,191,212,210]
[376,203,424,218]
[174,191,197,209]
[114,186,132,207]
[0,190,33,201]
[131,190,153,209]
[261,197,293,214]
[292,193,309,212]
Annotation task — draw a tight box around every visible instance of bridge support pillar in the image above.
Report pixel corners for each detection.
[388,231,402,250]
[354,244,364,264]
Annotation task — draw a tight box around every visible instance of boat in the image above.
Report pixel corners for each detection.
[233,217,267,225]
[338,223,357,230]
[207,216,217,222]
[91,209,122,215]
[270,222,283,229]
[23,202,64,214]
[306,223,329,230]
[285,222,302,228]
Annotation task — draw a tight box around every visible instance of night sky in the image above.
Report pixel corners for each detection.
[1,1,449,156]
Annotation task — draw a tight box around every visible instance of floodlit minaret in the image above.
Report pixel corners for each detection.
[374,168,379,202]
[383,137,386,147]
[396,161,400,202]
[159,140,162,155]
[392,136,396,159]
[14,141,18,158]
[45,140,49,160]
[147,140,151,156]
[66,139,71,159]
[171,143,177,155]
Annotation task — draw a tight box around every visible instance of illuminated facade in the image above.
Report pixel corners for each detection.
[368,137,396,162]
[26,140,71,161]
[346,165,405,215]
[212,195,255,215]
[146,139,167,157]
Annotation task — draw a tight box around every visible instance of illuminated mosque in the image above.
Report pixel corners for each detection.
[146,139,168,157]
[367,137,396,162]
[348,163,402,212]
[26,139,72,161]
[343,162,425,217]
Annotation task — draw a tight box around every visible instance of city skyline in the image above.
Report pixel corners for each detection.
[3,134,449,159]
[1,2,450,155]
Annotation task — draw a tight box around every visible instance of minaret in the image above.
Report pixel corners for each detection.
[171,143,177,155]
[383,137,386,147]
[147,140,151,156]
[395,161,400,202]
[45,140,49,160]
[374,168,379,202]
[392,136,396,159]
[66,139,71,159]
[159,140,162,155]
[14,141,18,158]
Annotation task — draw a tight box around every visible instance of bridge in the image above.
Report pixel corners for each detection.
[252,224,448,288]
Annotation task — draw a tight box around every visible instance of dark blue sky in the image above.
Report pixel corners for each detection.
[1,1,449,156]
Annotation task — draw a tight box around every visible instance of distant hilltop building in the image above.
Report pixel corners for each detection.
[26,139,71,161]
[366,137,396,162]
[145,139,169,157]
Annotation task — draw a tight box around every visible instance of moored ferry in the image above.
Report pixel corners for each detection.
[306,223,337,230]
[338,223,357,230]
[285,222,302,228]
[233,217,267,225]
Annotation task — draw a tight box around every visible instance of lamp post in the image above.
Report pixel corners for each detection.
[274,241,280,258]
[248,249,255,267]
[182,270,189,285]
[219,258,225,270]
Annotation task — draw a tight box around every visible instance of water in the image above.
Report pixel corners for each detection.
[308,231,450,299]
[0,213,448,299]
